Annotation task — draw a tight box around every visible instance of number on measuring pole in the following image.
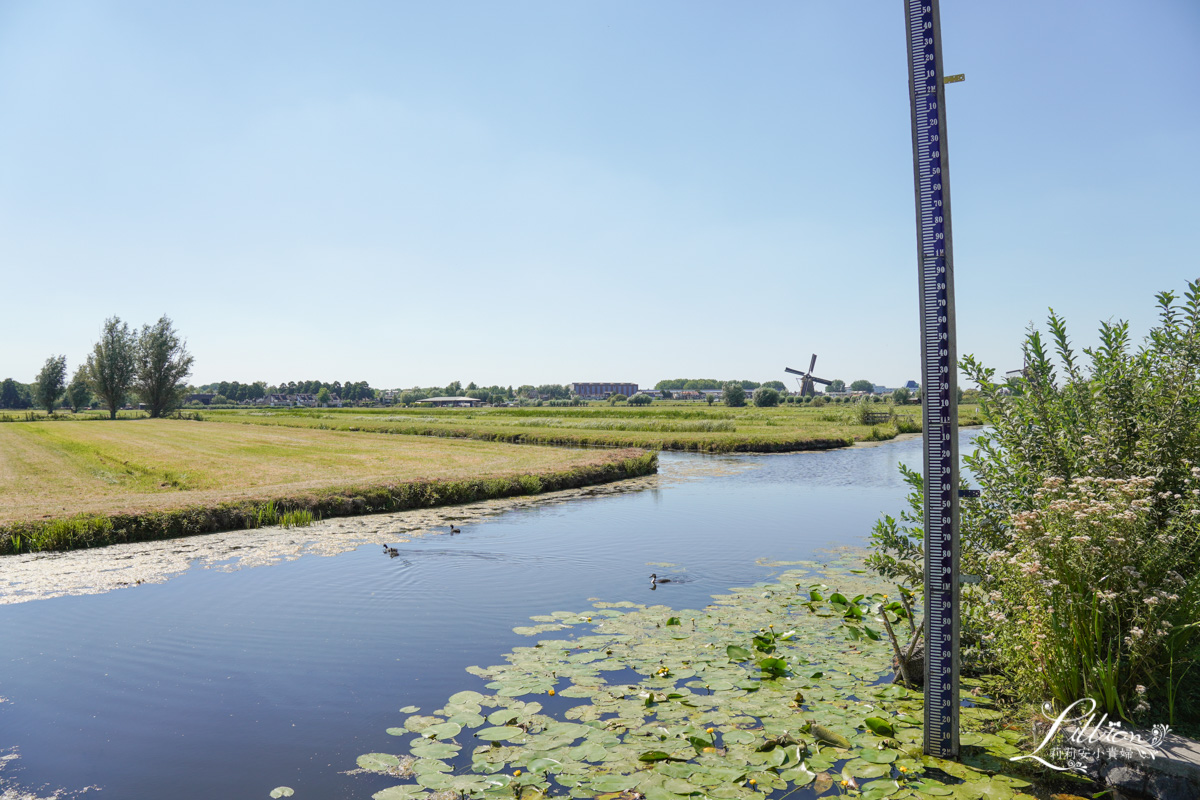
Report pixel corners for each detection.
[905,0,962,758]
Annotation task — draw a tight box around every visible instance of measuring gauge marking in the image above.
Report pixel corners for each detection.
[905,0,961,758]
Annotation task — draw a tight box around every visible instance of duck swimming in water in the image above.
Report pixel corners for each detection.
[448,525,461,534]
[383,544,399,557]
[650,573,672,585]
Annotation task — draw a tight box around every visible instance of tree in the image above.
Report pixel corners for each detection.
[628,393,652,406]
[659,389,672,400]
[608,394,627,404]
[705,394,715,405]
[0,381,22,410]
[752,386,780,407]
[34,355,68,413]
[87,317,137,419]
[850,380,874,393]
[722,382,746,407]
[445,380,463,396]
[762,380,787,391]
[827,379,846,393]
[68,366,92,412]
[135,316,195,418]
[316,387,332,406]
[891,387,911,405]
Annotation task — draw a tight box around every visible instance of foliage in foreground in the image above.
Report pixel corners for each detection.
[356,557,1043,800]
[868,281,1200,724]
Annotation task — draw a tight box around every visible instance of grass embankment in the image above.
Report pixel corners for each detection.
[200,404,984,453]
[0,419,656,555]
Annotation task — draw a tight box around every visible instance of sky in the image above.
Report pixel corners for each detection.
[1,1,1197,391]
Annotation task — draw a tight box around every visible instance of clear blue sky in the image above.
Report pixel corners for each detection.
[2,1,1197,390]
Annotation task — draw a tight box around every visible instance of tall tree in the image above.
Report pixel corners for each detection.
[67,365,92,412]
[850,379,875,393]
[136,316,195,418]
[0,378,23,409]
[87,317,137,419]
[722,381,746,407]
[34,355,68,413]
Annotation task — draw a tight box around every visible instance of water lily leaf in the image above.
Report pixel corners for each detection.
[403,715,442,733]
[662,777,698,794]
[843,759,891,779]
[269,789,294,799]
[864,717,895,738]
[758,657,788,677]
[813,772,834,794]
[372,787,427,800]
[398,705,420,713]
[590,775,640,792]
[357,753,401,772]
[857,748,897,764]
[638,750,686,763]
[386,727,407,736]
[413,771,451,790]
[409,741,460,759]
[726,645,752,662]
[476,726,525,741]
[910,781,955,796]
[411,758,451,774]
[810,724,851,749]
[421,722,461,740]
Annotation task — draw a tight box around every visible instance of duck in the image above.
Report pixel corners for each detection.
[383,544,399,556]
[448,525,461,534]
[650,573,672,584]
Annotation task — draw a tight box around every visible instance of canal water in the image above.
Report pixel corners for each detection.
[0,432,976,799]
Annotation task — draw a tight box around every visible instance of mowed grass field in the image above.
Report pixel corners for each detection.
[0,418,639,525]
[201,403,983,452]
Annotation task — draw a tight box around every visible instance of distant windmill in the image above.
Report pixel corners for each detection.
[785,354,833,397]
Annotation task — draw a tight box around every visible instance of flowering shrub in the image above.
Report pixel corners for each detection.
[986,473,1200,721]
[870,281,1200,723]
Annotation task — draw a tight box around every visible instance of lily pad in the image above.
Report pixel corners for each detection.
[357,753,401,772]
[269,789,294,799]
[372,787,427,800]
[475,726,525,742]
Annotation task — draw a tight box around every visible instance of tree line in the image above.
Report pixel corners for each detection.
[7,316,193,418]
[654,378,788,392]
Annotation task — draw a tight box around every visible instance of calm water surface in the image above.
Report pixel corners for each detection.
[0,433,976,798]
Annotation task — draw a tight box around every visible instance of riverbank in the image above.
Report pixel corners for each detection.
[197,404,984,453]
[0,418,656,554]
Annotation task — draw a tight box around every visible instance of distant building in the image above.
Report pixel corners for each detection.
[905,380,919,390]
[186,393,215,405]
[415,396,485,408]
[571,382,638,400]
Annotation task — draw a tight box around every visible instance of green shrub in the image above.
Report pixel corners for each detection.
[871,281,1200,723]
[751,387,780,407]
[722,382,746,407]
[628,393,652,406]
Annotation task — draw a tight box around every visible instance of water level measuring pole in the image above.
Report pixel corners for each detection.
[905,0,962,758]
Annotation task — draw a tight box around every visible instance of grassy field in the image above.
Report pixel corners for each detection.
[197,402,983,452]
[0,419,655,552]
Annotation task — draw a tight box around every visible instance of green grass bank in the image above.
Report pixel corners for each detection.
[0,450,656,555]
[199,404,983,453]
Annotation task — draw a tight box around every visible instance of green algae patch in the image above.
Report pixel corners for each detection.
[357,556,1051,799]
